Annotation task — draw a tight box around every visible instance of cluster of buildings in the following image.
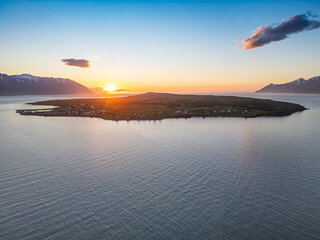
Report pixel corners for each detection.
[65,104,107,117]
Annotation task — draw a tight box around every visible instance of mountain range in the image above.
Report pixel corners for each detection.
[0,73,93,95]
[256,76,320,94]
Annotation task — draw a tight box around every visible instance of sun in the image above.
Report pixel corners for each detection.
[104,84,116,92]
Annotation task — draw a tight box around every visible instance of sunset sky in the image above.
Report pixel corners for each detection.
[0,0,319,93]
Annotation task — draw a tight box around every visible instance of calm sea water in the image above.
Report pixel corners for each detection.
[1,93,319,240]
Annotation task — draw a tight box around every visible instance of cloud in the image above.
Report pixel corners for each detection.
[237,12,320,50]
[114,88,127,92]
[61,58,90,68]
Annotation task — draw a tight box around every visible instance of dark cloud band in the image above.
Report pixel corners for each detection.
[238,12,320,50]
[114,88,127,92]
[61,58,90,68]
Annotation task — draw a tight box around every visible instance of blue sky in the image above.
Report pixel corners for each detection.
[0,0,319,92]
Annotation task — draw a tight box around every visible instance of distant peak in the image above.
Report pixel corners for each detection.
[308,76,320,80]
[20,74,34,77]
[255,75,320,93]
[292,77,306,82]
[289,78,307,87]
[13,74,40,81]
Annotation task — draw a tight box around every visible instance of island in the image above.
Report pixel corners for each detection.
[16,92,306,120]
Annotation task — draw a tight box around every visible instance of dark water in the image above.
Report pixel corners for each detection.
[0,93,319,240]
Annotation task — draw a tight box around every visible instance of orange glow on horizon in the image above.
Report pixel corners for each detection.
[95,82,260,94]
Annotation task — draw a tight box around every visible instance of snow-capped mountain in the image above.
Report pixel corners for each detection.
[0,73,93,95]
[256,76,320,93]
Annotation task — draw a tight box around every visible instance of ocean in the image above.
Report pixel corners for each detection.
[1,93,319,240]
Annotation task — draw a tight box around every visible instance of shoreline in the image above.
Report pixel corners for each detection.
[16,108,306,121]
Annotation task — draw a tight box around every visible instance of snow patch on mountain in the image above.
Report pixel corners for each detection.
[256,76,320,94]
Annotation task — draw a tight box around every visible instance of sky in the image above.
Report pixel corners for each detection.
[0,0,319,93]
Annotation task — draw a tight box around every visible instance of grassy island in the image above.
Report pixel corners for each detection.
[17,92,306,120]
